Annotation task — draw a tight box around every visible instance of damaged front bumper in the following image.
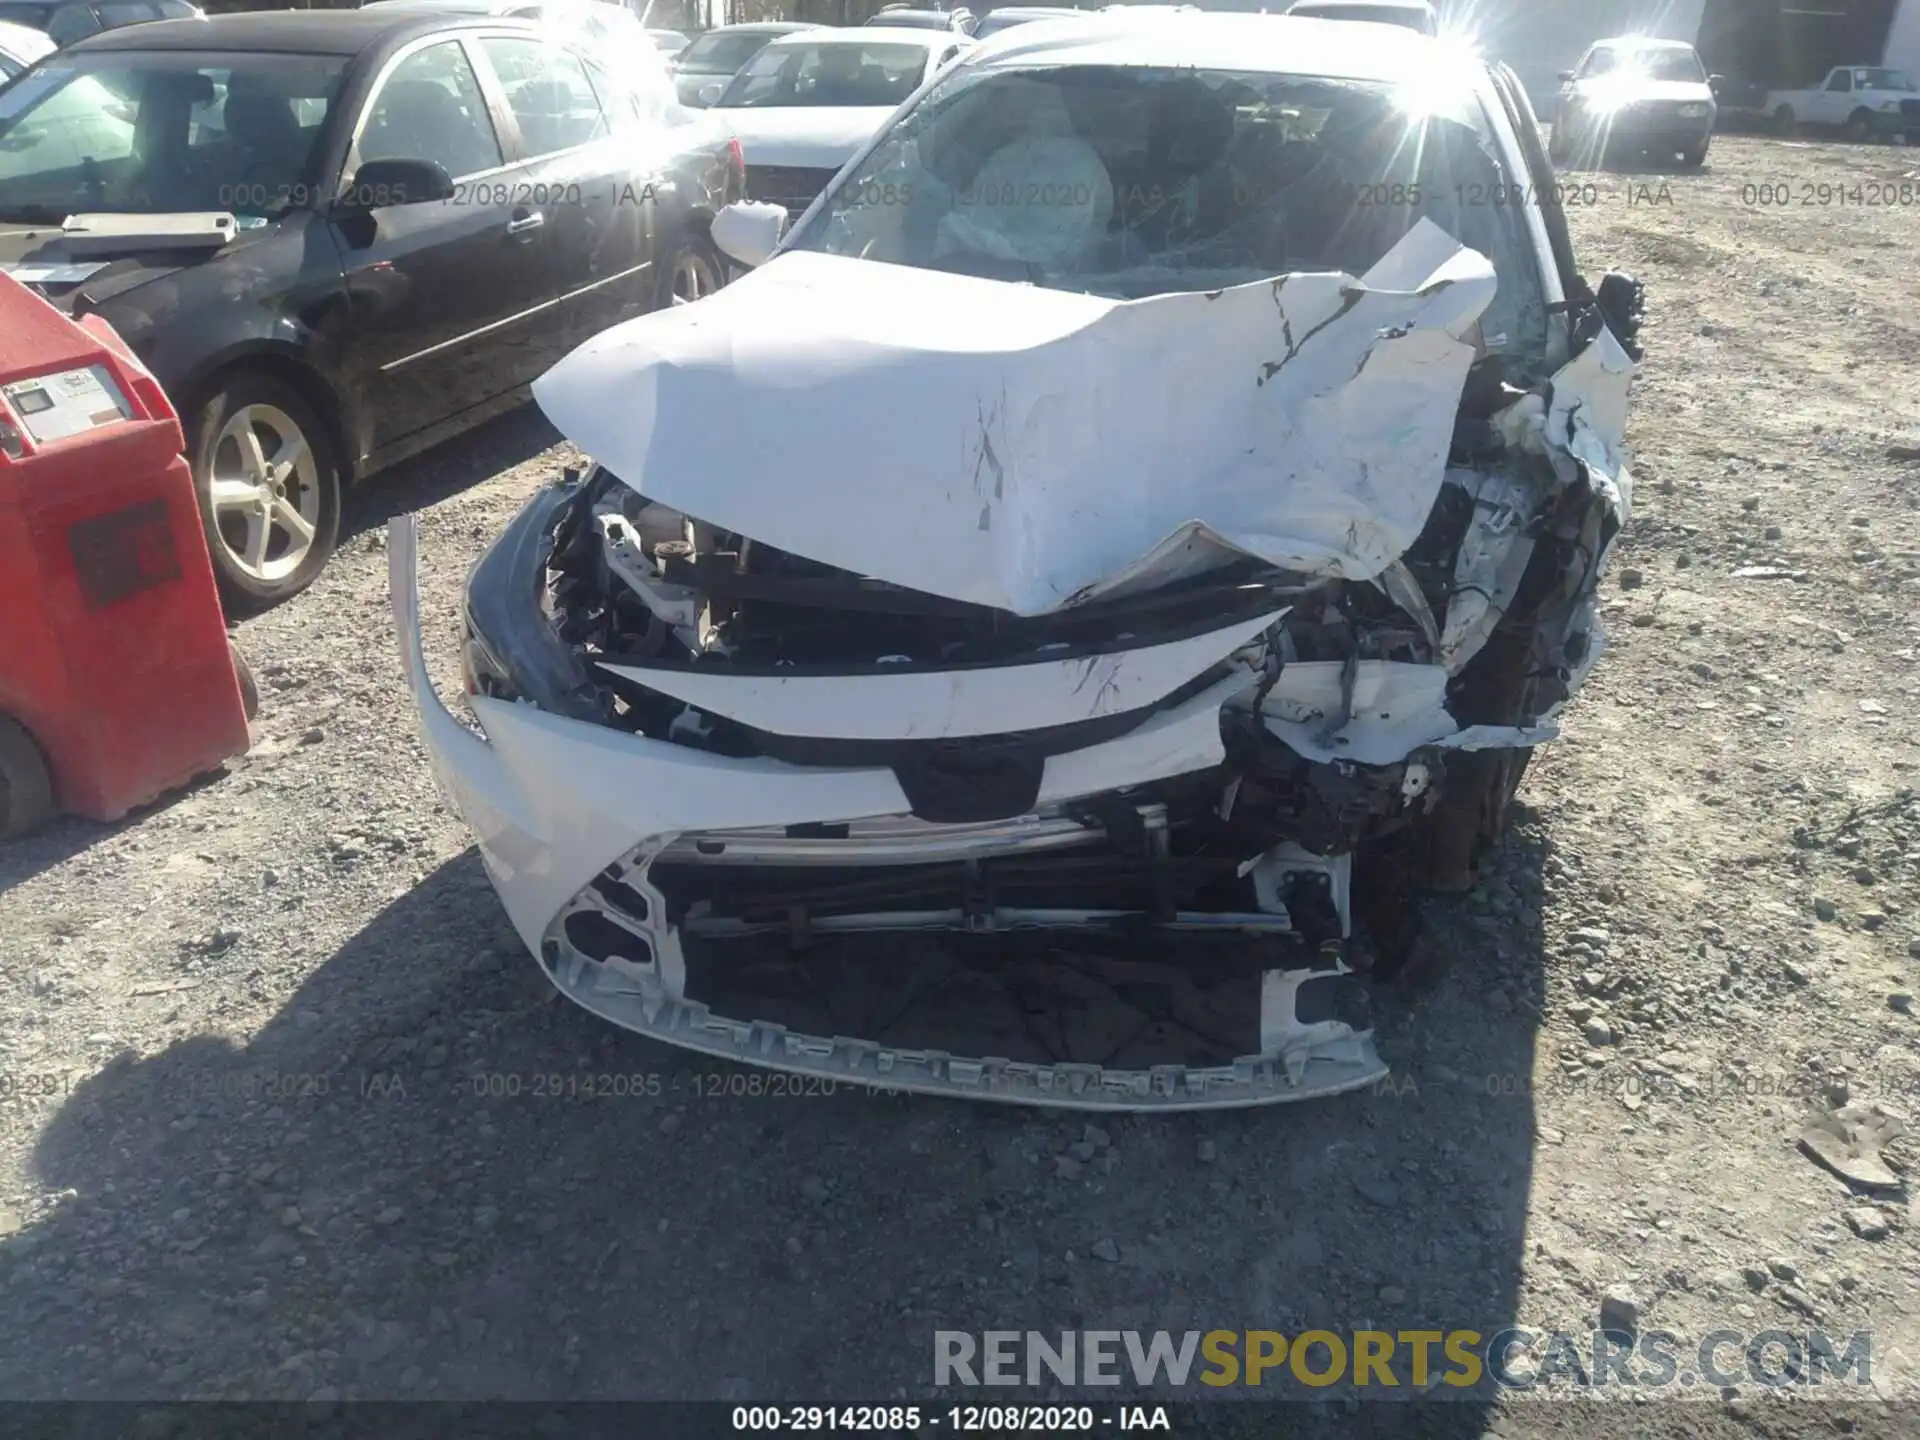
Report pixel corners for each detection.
[393,515,1390,1109]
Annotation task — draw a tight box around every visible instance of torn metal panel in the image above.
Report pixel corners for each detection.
[532,218,1496,618]
[1547,323,1637,528]
[599,608,1284,740]
[1245,660,1453,766]
[1242,658,1560,765]
[1439,466,1541,675]
[1372,558,1441,660]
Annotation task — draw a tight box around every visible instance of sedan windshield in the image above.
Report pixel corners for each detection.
[1637,48,1706,83]
[676,28,781,73]
[785,63,1548,360]
[717,41,929,108]
[0,4,51,25]
[0,51,346,221]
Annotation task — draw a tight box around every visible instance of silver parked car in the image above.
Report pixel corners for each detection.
[669,20,819,108]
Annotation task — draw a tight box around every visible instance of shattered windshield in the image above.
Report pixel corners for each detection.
[1636,49,1707,83]
[783,63,1549,359]
[0,53,346,221]
[676,28,782,73]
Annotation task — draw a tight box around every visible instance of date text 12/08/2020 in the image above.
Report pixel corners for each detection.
[730,1406,1171,1432]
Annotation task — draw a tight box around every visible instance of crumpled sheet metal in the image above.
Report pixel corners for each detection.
[1242,660,1559,766]
[390,515,1259,954]
[601,608,1285,741]
[533,218,1497,618]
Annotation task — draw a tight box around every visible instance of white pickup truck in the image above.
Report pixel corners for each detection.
[1726,65,1920,141]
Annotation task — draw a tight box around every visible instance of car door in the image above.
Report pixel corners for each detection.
[470,33,648,366]
[1814,68,1851,125]
[329,33,553,454]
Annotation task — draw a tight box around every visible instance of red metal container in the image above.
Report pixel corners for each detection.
[0,271,251,835]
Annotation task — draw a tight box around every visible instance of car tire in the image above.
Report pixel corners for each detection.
[1773,104,1798,136]
[1680,138,1710,168]
[0,712,55,840]
[657,236,724,310]
[1547,119,1570,165]
[188,373,342,613]
[1845,107,1875,141]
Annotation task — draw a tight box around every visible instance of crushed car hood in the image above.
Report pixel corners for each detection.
[534,219,1497,618]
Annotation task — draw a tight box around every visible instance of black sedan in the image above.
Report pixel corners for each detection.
[0,8,742,606]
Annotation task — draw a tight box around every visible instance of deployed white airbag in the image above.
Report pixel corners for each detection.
[534,219,1497,618]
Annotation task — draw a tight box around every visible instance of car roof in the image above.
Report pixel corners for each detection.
[368,0,632,15]
[67,7,531,55]
[700,20,818,32]
[970,10,1449,81]
[1589,35,1694,51]
[765,25,953,48]
[1290,0,1434,11]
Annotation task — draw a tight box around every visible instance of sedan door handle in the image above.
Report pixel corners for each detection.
[506,208,545,236]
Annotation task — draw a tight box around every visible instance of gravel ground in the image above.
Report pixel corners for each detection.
[2,133,1918,1437]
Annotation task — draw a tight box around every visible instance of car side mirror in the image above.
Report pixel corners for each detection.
[1595,270,1646,362]
[698,80,725,105]
[1708,73,1725,95]
[710,200,788,269]
[336,158,455,211]
[1558,70,1574,84]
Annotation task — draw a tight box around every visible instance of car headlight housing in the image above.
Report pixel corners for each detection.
[460,613,520,705]
[1678,102,1709,118]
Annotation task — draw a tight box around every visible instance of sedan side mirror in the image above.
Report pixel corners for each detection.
[710,200,788,269]
[698,80,726,105]
[1558,70,1575,83]
[337,157,455,211]
[1594,270,1646,363]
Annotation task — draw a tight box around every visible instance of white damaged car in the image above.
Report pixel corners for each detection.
[391,14,1646,1110]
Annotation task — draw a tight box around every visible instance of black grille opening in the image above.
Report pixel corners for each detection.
[745,164,836,215]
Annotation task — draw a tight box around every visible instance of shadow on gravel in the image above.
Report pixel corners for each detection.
[0,766,241,892]
[6,827,1565,1436]
[341,403,562,544]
